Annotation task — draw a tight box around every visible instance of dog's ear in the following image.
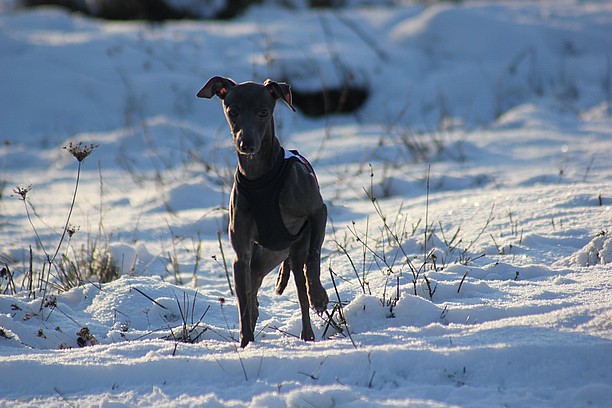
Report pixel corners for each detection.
[197,76,236,99]
[264,79,296,112]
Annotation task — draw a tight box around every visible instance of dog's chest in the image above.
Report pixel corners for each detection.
[234,150,310,251]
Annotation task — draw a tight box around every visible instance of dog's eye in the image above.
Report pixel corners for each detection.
[228,107,239,117]
[258,109,269,118]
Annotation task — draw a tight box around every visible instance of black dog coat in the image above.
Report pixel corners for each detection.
[234,149,318,251]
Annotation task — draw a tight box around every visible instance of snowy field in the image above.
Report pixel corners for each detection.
[1,1,611,406]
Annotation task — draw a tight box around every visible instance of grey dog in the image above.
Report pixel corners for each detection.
[197,77,329,347]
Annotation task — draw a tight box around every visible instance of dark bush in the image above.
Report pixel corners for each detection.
[291,85,369,117]
[217,0,262,19]
[309,0,345,8]
[24,0,89,15]
[94,0,192,21]
[21,0,261,20]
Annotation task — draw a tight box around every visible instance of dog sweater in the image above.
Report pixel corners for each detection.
[234,149,318,251]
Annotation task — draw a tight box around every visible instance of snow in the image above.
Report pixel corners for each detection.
[1,1,611,406]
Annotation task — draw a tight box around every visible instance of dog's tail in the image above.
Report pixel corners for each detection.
[275,259,291,295]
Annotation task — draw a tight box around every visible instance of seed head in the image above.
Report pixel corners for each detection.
[77,327,98,347]
[67,224,80,238]
[43,295,57,309]
[63,142,99,162]
[13,185,32,200]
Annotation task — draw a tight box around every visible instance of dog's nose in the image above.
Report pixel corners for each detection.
[238,139,257,154]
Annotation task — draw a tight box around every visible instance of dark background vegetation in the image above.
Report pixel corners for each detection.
[21,1,460,20]
[21,0,383,21]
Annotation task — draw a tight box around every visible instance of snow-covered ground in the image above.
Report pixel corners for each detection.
[1,1,611,406]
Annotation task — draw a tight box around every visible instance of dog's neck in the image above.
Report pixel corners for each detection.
[236,121,283,181]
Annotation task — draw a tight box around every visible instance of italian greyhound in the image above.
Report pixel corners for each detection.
[197,77,329,348]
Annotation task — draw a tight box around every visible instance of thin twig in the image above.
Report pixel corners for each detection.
[233,344,249,381]
[333,10,388,61]
[50,162,82,265]
[333,238,365,294]
[329,267,357,349]
[457,270,470,294]
[53,387,77,408]
[423,165,431,271]
[460,203,496,262]
[217,231,234,296]
[131,287,168,309]
[268,325,300,339]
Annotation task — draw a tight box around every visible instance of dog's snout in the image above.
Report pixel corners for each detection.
[236,130,260,155]
[238,139,257,154]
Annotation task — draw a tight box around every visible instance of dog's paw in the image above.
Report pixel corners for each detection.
[300,326,315,342]
[240,330,255,348]
[308,285,329,313]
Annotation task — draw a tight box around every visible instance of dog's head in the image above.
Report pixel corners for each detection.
[197,77,295,155]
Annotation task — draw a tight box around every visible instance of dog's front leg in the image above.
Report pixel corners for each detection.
[230,189,259,348]
[233,255,255,348]
[305,204,329,312]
